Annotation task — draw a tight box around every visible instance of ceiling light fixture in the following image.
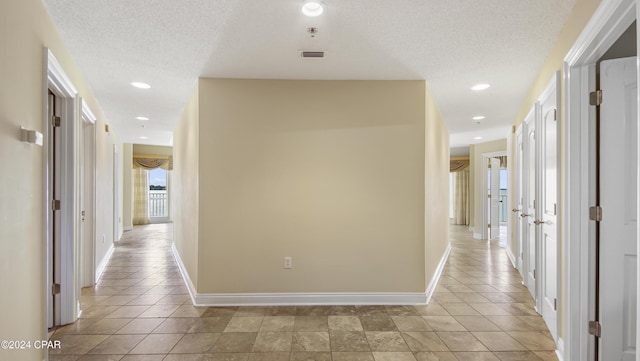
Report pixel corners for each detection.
[471,83,490,91]
[473,136,483,140]
[139,136,149,139]
[472,116,485,120]
[130,82,151,89]
[301,0,324,17]
[135,116,149,121]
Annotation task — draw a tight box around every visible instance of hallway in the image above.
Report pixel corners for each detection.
[49,224,557,361]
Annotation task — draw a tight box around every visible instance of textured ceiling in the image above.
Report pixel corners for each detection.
[42,0,576,147]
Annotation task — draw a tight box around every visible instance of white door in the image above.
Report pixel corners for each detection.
[524,111,537,298]
[538,75,559,340]
[81,120,96,287]
[490,157,501,239]
[599,56,637,361]
[515,126,524,274]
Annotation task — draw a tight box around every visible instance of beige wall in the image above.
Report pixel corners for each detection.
[0,0,121,359]
[508,0,603,341]
[179,79,431,294]
[424,84,451,286]
[133,144,173,157]
[173,87,200,286]
[469,139,507,237]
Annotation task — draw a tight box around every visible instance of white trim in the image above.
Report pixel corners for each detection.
[172,243,198,305]
[556,337,565,361]
[45,48,80,327]
[81,101,96,124]
[505,245,517,269]
[473,232,482,239]
[425,242,452,304]
[562,1,638,360]
[193,292,427,306]
[94,244,114,284]
[47,51,77,98]
[172,243,431,306]
[123,226,134,231]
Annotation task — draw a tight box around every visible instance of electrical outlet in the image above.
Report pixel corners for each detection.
[284,257,292,269]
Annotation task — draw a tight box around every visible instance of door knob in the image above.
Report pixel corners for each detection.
[534,219,546,225]
[512,208,521,213]
[520,213,532,218]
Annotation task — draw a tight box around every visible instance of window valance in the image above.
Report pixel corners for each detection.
[133,153,173,171]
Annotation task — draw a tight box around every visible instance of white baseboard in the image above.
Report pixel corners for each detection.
[425,243,452,304]
[171,243,198,305]
[171,243,427,306]
[94,244,115,283]
[123,225,133,231]
[555,337,564,361]
[473,232,482,239]
[194,292,426,306]
[505,246,517,269]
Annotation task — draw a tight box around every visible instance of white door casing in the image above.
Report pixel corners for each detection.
[80,100,96,289]
[523,106,538,300]
[538,73,560,340]
[490,157,501,239]
[515,125,524,274]
[46,49,80,327]
[599,56,637,361]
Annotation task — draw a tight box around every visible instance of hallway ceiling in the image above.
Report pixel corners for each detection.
[42,0,576,147]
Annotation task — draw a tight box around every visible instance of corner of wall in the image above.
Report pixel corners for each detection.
[424,82,451,295]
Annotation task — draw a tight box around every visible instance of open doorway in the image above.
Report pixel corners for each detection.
[486,158,508,243]
[149,167,170,223]
[482,151,507,242]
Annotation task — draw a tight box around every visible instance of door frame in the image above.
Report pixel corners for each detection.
[80,100,97,289]
[45,48,80,327]
[563,0,639,360]
[481,150,507,241]
[513,123,524,274]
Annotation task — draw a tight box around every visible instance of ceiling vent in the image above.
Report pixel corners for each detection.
[301,51,325,58]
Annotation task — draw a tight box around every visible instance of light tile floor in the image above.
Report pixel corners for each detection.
[49,224,558,361]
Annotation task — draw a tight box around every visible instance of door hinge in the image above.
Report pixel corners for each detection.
[533,269,536,279]
[589,90,602,106]
[51,115,61,127]
[52,283,61,295]
[553,298,557,311]
[553,203,557,216]
[52,199,61,211]
[588,320,602,337]
[589,206,602,221]
[553,108,557,121]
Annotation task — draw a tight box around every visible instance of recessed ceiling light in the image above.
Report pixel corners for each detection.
[131,82,151,89]
[471,84,490,91]
[301,1,324,17]
[139,136,149,139]
[473,136,483,140]
[472,116,486,120]
[135,116,149,121]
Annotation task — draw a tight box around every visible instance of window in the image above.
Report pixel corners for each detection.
[149,168,168,218]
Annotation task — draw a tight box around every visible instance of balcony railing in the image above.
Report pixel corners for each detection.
[499,191,508,223]
[149,190,168,217]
